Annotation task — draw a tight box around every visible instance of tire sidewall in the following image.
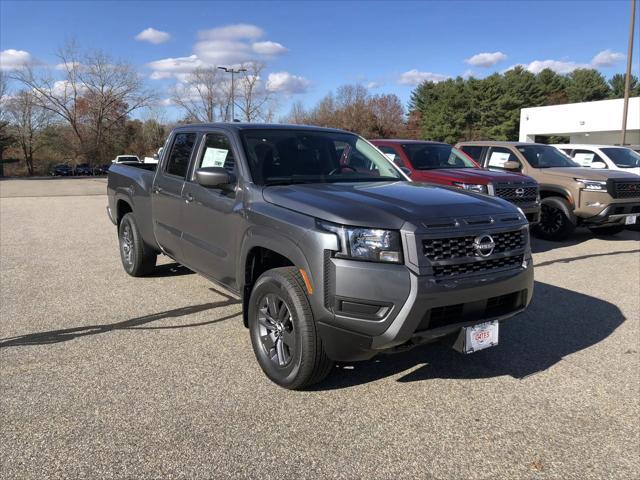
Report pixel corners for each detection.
[118,214,140,275]
[248,271,309,388]
[534,197,575,241]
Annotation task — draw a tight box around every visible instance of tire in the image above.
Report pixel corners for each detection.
[118,213,157,276]
[248,267,334,389]
[589,224,625,236]
[532,197,576,241]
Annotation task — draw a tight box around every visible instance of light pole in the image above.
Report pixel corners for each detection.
[621,0,636,145]
[218,66,247,122]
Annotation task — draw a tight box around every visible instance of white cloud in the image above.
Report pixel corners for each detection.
[55,61,81,71]
[135,27,171,44]
[465,51,507,67]
[591,49,625,67]
[147,54,206,79]
[0,49,33,70]
[193,40,253,66]
[266,71,310,94]
[252,41,288,55]
[366,81,381,89]
[398,69,449,86]
[198,23,263,40]
[519,59,590,74]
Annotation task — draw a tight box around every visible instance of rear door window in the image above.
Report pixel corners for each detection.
[165,132,197,178]
[460,145,484,162]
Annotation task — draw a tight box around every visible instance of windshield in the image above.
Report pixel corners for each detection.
[240,129,404,186]
[517,145,579,168]
[601,148,640,168]
[402,143,477,170]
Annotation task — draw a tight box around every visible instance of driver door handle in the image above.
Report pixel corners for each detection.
[184,192,194,204]
[152,186,163,194]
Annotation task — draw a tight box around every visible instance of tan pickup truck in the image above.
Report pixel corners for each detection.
[456,141,640,240]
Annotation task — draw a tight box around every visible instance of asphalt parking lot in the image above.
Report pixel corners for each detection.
[1,178,639,479]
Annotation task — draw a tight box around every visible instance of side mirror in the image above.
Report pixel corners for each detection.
[503,160,521,171]
[195,167,233,188]
[591,161,607,169]
[400,167,412,177]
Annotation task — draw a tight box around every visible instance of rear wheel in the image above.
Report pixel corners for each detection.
[248,267,333,389]
[532,197,576,241]
[588,224,625,236]
[118,213,157,276]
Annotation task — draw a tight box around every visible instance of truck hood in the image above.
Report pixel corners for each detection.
[412,168,532,185]
[262,181,517,230]
[538,167,640,181]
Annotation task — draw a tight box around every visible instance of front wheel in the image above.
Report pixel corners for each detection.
[118,213,157,276]
[248,267,333,389]
[588,224,625,236]
[532,197,576,241]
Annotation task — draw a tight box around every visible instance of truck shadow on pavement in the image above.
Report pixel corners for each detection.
[316,280,626,390]
[0,290,241,348]
[531,228,639,254]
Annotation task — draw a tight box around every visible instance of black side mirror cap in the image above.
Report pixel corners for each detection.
[195,167,234,188]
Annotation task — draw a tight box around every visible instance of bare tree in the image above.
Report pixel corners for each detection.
[170,67,224,123]
[0,72,15,177]
[7,90,53,175]
[12,41,154,163]
[235,62,276,122]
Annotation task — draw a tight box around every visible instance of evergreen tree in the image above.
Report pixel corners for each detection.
[566,69,611,102]
[609,73,640,98]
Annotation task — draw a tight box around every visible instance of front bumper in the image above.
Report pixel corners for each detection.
[316,259,534,361]
[519,203,540,224]
[582,202,640,225]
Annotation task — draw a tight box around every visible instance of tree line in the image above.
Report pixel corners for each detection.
[0,41,637,177]
[0,43,278,176]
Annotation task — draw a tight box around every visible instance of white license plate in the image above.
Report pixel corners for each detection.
[463,321,499,353]
[625,215,637,225]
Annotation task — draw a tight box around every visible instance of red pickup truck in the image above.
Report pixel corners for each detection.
[371,140,540,223]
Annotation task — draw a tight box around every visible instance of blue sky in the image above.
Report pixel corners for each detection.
[1,0,638,120]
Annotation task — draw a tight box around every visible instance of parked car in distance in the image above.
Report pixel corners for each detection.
[372,140,540,224]
[74,163,93,176]
[93,164,111,175]
[457,141,640,240]
[108,123,534,389]
[551,144,640,176]
[50,164,74,176]
[113,155,140,164]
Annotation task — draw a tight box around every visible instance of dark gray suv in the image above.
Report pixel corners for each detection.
[107,124,534,389]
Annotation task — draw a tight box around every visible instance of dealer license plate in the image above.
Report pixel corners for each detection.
[463,321,499,354]
[625,215,637,225]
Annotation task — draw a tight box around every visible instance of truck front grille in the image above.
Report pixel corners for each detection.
[432,254,524,278]
[494,184,538,205]
[423,230,524,260]
[610,180,640,199]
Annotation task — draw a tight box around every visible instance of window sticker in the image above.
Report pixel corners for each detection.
[488,151,511,167]
[202,147,229,168]
[574,152,595,166]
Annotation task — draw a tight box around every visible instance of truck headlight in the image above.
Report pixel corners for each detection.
[575,179,607,191]
[452,182,488,194]
[318,221,403,263]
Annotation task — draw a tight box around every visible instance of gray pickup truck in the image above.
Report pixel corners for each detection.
[107,124,534,389]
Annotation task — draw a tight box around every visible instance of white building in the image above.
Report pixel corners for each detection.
[519,97,640,145]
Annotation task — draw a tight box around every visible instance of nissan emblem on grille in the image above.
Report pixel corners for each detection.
[473,234,495,257]
[515,188,525,197]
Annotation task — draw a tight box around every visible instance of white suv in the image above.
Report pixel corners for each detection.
[552,144,640,176]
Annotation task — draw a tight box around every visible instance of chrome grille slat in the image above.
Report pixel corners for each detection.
[423,230,524,261]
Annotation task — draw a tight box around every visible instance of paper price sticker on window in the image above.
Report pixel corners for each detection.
[202,148,229,168]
